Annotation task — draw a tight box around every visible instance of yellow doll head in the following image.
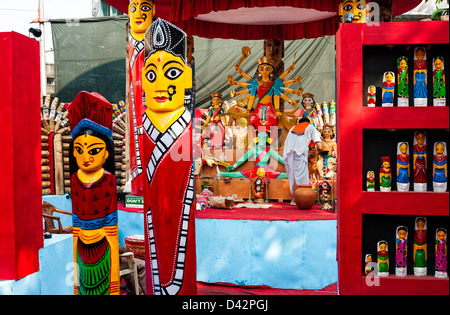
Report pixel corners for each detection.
[143,19,192,114]
[435,142,445,156]
[73,133,109,173]
[398,58,408,70]
[384,72,394,83]
[128,0,155,39]
[399,142,408,155]
[257,56,275,78]
[339,0,368,23]
[434,57,443,70]
[397,226,408,240]
[436,228,447,241]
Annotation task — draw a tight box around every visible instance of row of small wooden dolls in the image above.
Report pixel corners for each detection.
[367,46,446,107]
[366,132,447,193]
[364,217,447,279]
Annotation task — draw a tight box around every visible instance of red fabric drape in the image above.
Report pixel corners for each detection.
[170,0,338,22]
[174,15,339,40]
[170,0,339,40]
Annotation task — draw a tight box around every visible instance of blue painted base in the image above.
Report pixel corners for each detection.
[1,194,337,294]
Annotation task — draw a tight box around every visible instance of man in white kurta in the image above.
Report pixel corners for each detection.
[283,118,323,205]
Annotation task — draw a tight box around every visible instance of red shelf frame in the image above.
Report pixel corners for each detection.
[336,21,449,295]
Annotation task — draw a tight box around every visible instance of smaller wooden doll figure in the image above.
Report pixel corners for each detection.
[433,57,446,106]
[377,241,389,277]
[435,228,448,278]
[413,47,428,107]
[68,91,119,295]
[202,92,226,149]
[413,131,427,192]
[379,156,392,192]
[397,56,409,107]
[395,226,408,277]
[365,254,374,276]
[396,142,410,192]
[367,85,376,107]
[413,217,428,276]
[433,141,447,192]
[381,71,395,107]
[367,170,376,191]
[317,125,337,179]
[299,93,318,127]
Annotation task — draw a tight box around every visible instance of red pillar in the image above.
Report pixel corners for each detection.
[0,32,43,280]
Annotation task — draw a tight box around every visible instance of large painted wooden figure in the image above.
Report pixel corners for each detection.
[142,18,197,295]
[68,91,119,295]
[128,0,155,196]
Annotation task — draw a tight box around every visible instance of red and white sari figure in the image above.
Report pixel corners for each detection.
[127,0,155,196]
[141,18,196,295]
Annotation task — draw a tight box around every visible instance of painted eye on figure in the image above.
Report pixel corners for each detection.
[165,67,183,80]
[88,147,104,156]
[145,70,156,82]
[130,6,136,13]
[75,147,83,155]
[141,5,152,12]
[343,5,352,11]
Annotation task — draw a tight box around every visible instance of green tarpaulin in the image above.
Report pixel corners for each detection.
[51,16,128,104]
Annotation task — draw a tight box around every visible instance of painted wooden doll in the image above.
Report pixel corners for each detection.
[413,131,427,191]
[413,217,427,276]
[413,47,428,107]
[367,85,376,107]
[68,91,119,295]
[381,71,395,107]
[201,92,226,149]
[395,226,408,277]
[142,18,197,295]
[397,56,409,107]
[299,93,319,127]
[396,142,410,192]
[367,170,376,191]
[127,0,155,196]
[435,228,448,278]
[365,254,374,276]
[433,141,447,192]
[433,57,446,106]
[377,240,389,277]
[379,156,392,192]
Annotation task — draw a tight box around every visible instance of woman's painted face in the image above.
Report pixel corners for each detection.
[399,59,407,70]
[143,50,192,112]
[383,161,390,168]
[415,49,425,62]
[258,64,274,77]
[212,96,222,108]
[417,219,425,232]
[303,97,314,110]
[379,243,387,252]
[399,143,408,154]
[415,132,425,145]
[73,134,109,173]
[437,230,446,241]
[129,0,154,34]
[435,143,445,156]
[398,229,407,240]
[385,72,393,83]
[434,58,443,70]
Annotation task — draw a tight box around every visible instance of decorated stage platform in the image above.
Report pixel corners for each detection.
[2,194,337,294]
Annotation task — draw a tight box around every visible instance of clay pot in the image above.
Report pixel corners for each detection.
[293,184,317,210]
